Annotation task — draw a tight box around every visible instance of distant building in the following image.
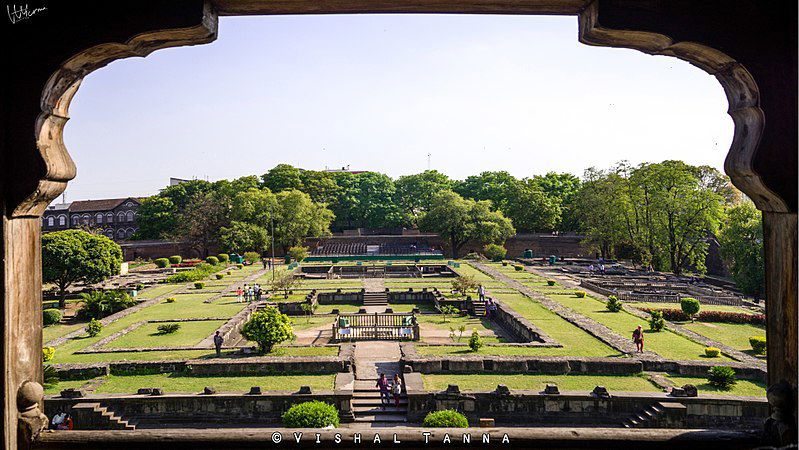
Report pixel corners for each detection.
[321,165,366,174]
[169,177,191,186]
[41,197,143,241]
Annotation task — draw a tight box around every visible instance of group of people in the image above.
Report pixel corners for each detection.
[376,373,403,408]
[50,412,73,430]
[477,284,498,317]
[261,258,273,270]
[236,283,263,303]
[588,263,606,274]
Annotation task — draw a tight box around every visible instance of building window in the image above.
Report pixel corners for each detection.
[47,216,54,227]
[59,215,66,226]
[96,213,103,223]
[126,210,134,222]
[105,229,114,238]
[117,229,126,239]
[72,215,79,226]
[117,211,125,222]
[106,213,113,223]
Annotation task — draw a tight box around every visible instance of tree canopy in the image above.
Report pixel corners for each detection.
[718,200,764,297]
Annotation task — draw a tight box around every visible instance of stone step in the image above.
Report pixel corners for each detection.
[352,405,408,414]
[353,414,407,423]
[352,398,408,407]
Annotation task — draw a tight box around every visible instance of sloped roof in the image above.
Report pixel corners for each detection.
[68,197,141,212]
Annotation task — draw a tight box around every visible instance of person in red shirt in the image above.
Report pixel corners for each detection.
[632,325,644,353]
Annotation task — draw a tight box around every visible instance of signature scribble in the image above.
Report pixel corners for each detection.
[7,3,47,24]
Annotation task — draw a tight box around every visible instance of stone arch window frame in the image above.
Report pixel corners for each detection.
[116,228,126,239]
[95,212,104,224]
[117,211,126,222]
[58,214,67,226]
[126,210,135,222]
[71,215,80,226]
[106,212,114,223]
[2,2,795,448]
[45,216,53,227]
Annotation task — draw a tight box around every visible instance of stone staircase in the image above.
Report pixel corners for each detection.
[70,402,136,430]
[472,299,487,316]
[363,291,388,307]
[621,402,687,428]
[352,379,408,424]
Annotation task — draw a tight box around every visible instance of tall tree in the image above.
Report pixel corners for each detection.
[133,196,176,239]
[329,172,404,230]
[532,172,582,231]
[453,171,518,208]
[273,189,334,251]
[719,200,764,297]
[260,164,302,193]
[395,170,453,226]
[503,179,561,232]
[299,170,339,204]
[42,230,123,307]
[219,221,270,254]
[419,190,515,258]
[170,192,228,257]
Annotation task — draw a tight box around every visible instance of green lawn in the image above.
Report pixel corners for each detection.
[43,323,86,343]
[93,373,335,394]
[681,321,766,353]
[666,375,766,397]
[626,302,758,315]
[388,303,438,313]
[135,284,184,300]
[547,293,734,361]
[417,315,506,343]
[422,374,659,393]
[316,302,362,314]
[289,315,333,332]
[47,345,338,364]
[104,320,227,348]
[44,379,91,395]
[453,263,494,281]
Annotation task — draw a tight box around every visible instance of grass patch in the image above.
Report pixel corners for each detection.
[135,284,184,300]
[418,315,506,343]
[422,374,659,393]
[105,320,226,348]
[94,373,335,394]
[681,321,766,353]
[43,323,86,343]
[666,375,766,397]
[44,379,91,395]
[626,302,758,315]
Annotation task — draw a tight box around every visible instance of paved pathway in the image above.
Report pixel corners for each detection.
[363,278,387,313]
[354,341,402,380]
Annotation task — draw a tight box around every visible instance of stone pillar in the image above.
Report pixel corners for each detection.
[763,211,798,445]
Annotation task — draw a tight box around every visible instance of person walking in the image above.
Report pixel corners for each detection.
[236,286,243,303]
[376,373,390,409]
[262,258,268,270]
[391,374,402,407]
[213,331,224,357]
[247,285,254,302]
[632,325,644,353]
[477,284,485,302]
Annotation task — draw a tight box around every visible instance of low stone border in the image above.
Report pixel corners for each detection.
[75,318,232,354]
[491,300,560,345]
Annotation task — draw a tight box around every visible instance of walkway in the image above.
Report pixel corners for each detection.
[352,341,407,425]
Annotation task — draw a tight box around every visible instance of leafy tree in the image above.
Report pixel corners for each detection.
[680,297,701,321]
[77,290,136,320]
[85,318,103,337]
[42,230,123,307]
[468,329,483,352]
[273,190,334,252]
[270,270,301,299]
[454,171,518,208]
[419,190,515,258]
[395,170,453,225]
[503,179,561,232]
[299,170,339,204]
[219,221,270,254]
[300,302,317,323]
[261,164,303,193]
[649,310,665,331]
[440,305,459,323]
[287,246,309,262]
[718,200,764,297]
[451,274,479,296]
[483,243,506,262]
[532,172,582,231]
[133,196,176,239]
[329,172,405,230]
[574,168,628,259]
[170,192,228,258]
[241,306,295,354]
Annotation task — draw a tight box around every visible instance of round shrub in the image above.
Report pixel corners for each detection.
[206,256,219,265]
[282,401,339,428]
[136,284,145,291]
[575,291,586,298]
[547,280,556,286]
[241,306,295,354]
[194,282,205,289]
[43,308,62,326]
[157,323,181,334]
[514,265,523,271]
[42,347,55,362]
[85,318,103,337]
[154,258,170,268]
[236,264,244,270]
[168,255,182,265]
[215,274,224,280]
[680,297,701,320]
[605,296,623,312]
[244,252,261,264]
[423,410,469,428]
[707,365,736,389]
[749,336,767,354]
[217,253,230,263]
[705,347,721,358]
[227,271,232,275]
[483,243,506,262]
[468,329,483,352]
[165,297,176,303]
[501,261,508,266]
[648,310,665,331]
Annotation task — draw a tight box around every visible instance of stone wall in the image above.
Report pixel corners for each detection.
[185,356,349,375]
[317,291,363,304]
[490,301,558,344]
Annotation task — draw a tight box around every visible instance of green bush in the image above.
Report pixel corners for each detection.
[749,336,767,354]
[244,252,261,264]
[236,264,244,270]
[575,291,586,298]
[156,323,180,334]
[85,318,103,337]
[194,282,205,289]
[282,401,339,428]
[423,410,469,428]
[43,308,62,326]
[206,256,219,265]
[648,310,665,332]
[287,246,309,263]
[483,243,506,262]
[215,274,224,280]
[168,255,182,265]
[705,347,721,358]
[605,295,623,312]
[501,261,508,266]
[514,265,523,271]
[42,347,55,362]
[468,329,483,352]
[78,290,136,320]
[680,297,701,320]
[165,297,176,303]
[136,284,145,290]
[154,258,170,268]
[217,253,230,263]
[164,262,220,283]
[241,306,295,354]
[547,280,556,286]
[707,366,736,389]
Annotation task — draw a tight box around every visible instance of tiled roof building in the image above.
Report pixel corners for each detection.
[41,197,143,241]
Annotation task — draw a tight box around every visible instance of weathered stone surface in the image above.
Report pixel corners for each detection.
[544,384,560,395]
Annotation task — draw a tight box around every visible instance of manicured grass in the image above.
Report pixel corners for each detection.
[44,379,90,395]
[666,375,766,397]
[422,374,660,393]
[136,284,183,300]
[105,320,227,348]
[316,302,362,314]
[49,345,338,364]
[547,293,734,361]
[289,315,333,332]
[94,373,335,394]
[626,302,759,315]
[388,303,437,313]
[268,293,308,302]
[418,314,506,343]
[453,263,493,281]
[681,321,766,353]
[43,323,86,343]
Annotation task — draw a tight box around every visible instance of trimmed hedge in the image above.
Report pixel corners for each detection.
[154,258,170,268]
[42,347,55,362]
[215,274,224,280]
[282,401,339,428]
[206,256,219,265]
[86,318,103,337]
[43,308,62,326]
[648,310,665,331]
[708,366,736,389]
[217,253,230,263]
[423,410,469,428]
[168,255,182,265]
[194,282,205,289]
[705,347,720,358]
[605,296,623,312]
[638,308,765,326]
[547,280,556,286]
[749,336,766,354]
[575,291,586,298]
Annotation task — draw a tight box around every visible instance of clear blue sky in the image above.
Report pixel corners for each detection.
[62,14,733,201]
